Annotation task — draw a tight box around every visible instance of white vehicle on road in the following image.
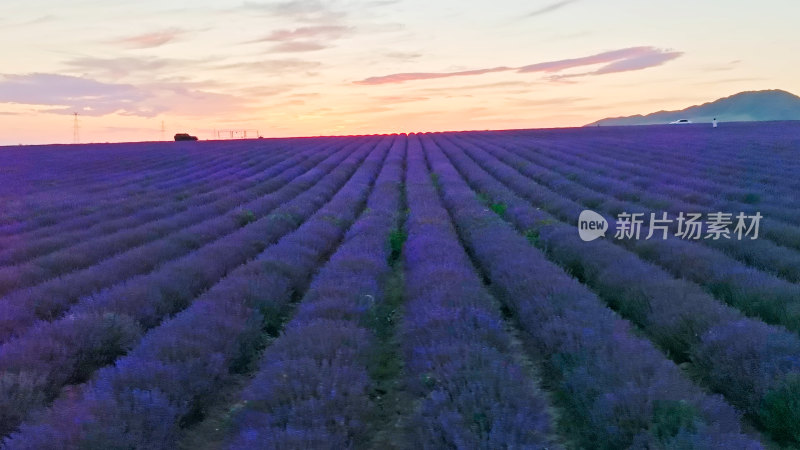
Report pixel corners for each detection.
[670,119,692,124]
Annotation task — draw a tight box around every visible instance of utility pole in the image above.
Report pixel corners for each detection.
[73,112,80,144]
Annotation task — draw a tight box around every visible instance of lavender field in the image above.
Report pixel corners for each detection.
[1,122,799,449]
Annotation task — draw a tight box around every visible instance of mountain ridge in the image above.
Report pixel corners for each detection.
[586,89,800,126]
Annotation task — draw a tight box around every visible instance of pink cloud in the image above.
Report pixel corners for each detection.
[592,50,682,74]
[215,59,321,74]
[109,28,186,49]
[0,73,252,118]
[524,0,580,18]
[354,67,512,85]
[241,0,347,23]
[64,56,192,80]
[269,41,328,52]
[247,25,353,53]
[545,48,683,81]
[256,25,352,42]
[0,73,149,116]
[355,47,682,85]
[373,95,429,103]
[517,47,658,73]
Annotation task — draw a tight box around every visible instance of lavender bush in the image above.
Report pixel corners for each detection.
[420,133,760,449]
[435,132,800,445]
[0,138,381,438]
[0,142,296,268]
[0,145,320,295]
[3,136,392,448]
[397,134,557,448]
[457,133,800,335]
[0,124,797,448]
[0,139,344,341]
[225,135,404,448]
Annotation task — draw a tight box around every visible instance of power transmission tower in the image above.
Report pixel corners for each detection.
[73,112,80,144]
[215,129,260,139]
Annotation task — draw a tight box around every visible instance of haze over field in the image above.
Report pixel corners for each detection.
[0,0,798,144]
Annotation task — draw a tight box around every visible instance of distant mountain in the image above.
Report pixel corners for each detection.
[586,89,800,126]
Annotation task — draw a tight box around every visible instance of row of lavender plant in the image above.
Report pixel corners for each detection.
[2,135,394,449]
[506,125,800,198]
[437,133,800,445]
[0,138,310,239]
[0,146,306,291]
[497,128,800,232]
[480,135,800,281]
[596,126,800,193]
[504,129,800,226]
[8,140,282,200]
[419,134,761,449]
[461,135,800,331]
[518,133,800,212]
[0,141,209,199]
[0,140,300,255]
[0,145,237,242]
[468,132,800,290]
[0,142,299,267]
[0,139,340,341]
[0,138,381,437]
[489,131,799,237]
[500,134,800,250]
[502,134,790,211]
[514,132,800,320]
[378,134,558,449]
[543,129,797,184]
[0,142,308,266]
[0,140,259,233]
[222,135,405,449]
[0,136,360,338]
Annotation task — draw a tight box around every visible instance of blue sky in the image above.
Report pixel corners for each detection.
[0,0,797,144]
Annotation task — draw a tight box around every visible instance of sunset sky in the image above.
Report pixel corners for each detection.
[0,0,797,145]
